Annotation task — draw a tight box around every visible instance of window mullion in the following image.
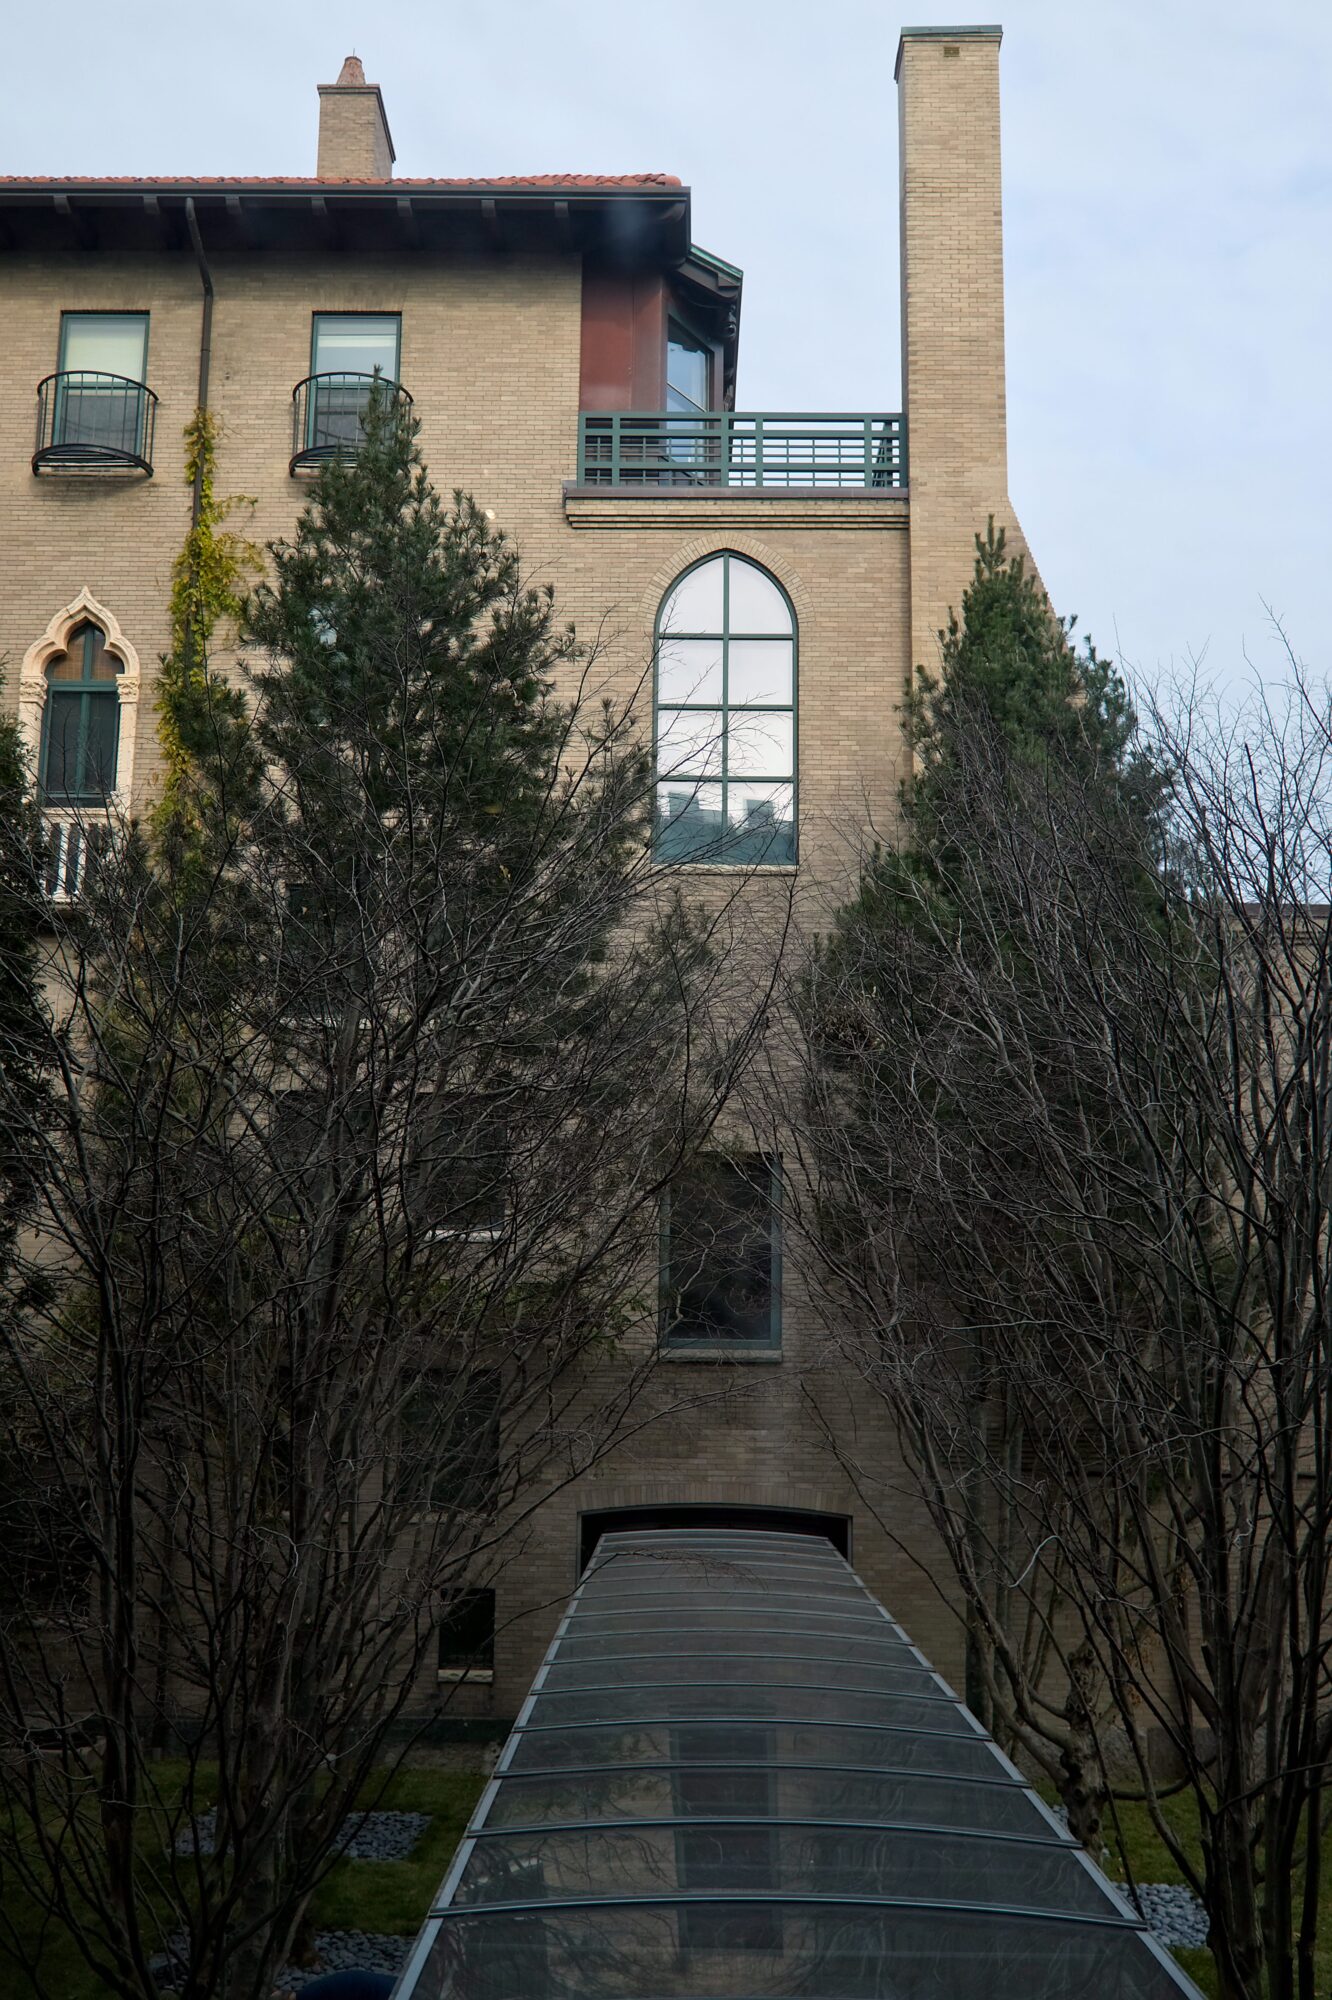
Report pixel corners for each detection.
[75,689,93,800]
[720,556,730,825]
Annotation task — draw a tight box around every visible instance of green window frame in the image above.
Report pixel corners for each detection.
[654,551,797,866]
[58,311,150,380]
[660,1153,783,1352]
[309,312,402,382]
[55,313,150,457]
[39,622,121,805]
[306,313,403,453]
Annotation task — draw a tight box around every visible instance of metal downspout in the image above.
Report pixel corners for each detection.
[184,196,213,529]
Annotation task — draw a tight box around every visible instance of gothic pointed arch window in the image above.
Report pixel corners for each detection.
[39,620,123,805]
[654,552,796,864]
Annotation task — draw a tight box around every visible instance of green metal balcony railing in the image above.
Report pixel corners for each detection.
[577,411,906,491]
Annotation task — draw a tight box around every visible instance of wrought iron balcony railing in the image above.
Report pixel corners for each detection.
[42,814,111,903]
[33,372,158,475]
[290,372,414,476]
[577,411,906,491]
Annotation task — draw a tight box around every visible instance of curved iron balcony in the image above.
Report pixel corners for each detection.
[33,372,158,476]
[290,372,413,476]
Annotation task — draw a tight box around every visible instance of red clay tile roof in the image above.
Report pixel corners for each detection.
[0,174,682,190]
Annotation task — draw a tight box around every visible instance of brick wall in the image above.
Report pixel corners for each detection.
[1,27,1037,1708]
[896,25,1037,686]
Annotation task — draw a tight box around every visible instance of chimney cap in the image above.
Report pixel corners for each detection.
[895,24,1002,80]
[334,54,368,86]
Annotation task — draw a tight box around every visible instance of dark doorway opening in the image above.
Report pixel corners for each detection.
[577,1502,851,1574]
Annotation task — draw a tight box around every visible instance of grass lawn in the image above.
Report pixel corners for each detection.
[306,1765,482,1937]
[0,1762,485,1999]
[1091,1790,1216,1999]
[1058,1785,1328,1999]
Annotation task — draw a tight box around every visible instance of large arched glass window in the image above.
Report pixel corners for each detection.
[654,552,796,864]
[39,621,122,804]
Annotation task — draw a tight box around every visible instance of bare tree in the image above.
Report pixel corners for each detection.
[789,648,1332,2000]
[0,399,783,2000]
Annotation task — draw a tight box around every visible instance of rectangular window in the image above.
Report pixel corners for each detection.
[666,322,711,415]
[271,1091,375,1208]
[311,313,402,380]
[56,312,149,457]
[59,312,149,381]
[406,1099,507,1236]
[307,314,403,455]
[41,690,119,803]
[400,1369,501,1515]
[662,1155,781,1348]
[437,1588,496,1678]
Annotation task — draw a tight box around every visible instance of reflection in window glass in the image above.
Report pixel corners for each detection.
[55,316,150,457]
[663,1154,779,1348]
[666,322,711,414]
[307,315,403,455]
[654,554,796,865]
[311,313,402,379]
[40,624,121,804]
[59,313,148,380]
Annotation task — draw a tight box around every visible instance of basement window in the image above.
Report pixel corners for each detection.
[438,1588,495,1682]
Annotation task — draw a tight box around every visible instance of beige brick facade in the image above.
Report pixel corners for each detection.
[0,29,1034,1718]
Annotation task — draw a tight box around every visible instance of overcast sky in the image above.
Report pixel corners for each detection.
[7,0,1330,699]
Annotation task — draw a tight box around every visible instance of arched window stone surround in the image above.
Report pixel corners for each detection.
[19,588,142,811]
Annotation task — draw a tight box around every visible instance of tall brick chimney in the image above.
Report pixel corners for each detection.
[896,25,1026,683]
[317,55,395,181]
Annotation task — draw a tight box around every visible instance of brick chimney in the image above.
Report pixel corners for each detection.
[896,25,1029,683]
[317,55,395,181]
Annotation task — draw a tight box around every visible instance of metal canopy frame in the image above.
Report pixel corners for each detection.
[387,1527,1207,2000]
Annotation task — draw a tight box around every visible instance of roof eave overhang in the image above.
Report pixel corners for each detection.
[0,182,693,263]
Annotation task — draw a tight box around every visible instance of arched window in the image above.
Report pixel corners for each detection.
[654,552,796,864]
[39,621,122,805]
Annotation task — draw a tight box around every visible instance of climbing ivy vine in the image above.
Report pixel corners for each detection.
[156,409,261,830]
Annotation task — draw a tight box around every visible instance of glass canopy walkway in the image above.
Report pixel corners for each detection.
[389,1526,1205,1999]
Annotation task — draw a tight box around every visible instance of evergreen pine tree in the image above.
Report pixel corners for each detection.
[803,519,1170,1793]
[0,713,50,1297]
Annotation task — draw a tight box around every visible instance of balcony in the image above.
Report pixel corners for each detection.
[42,815,110,903]
[33,372,158,476]
[290,372,414,476]
[576,411,906,491]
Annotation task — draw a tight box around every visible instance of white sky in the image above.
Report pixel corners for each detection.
[7,0,1330,698]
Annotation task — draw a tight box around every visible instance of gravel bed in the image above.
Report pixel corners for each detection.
[151,1929,412,1993]
[1124,1881,1210,1949]
[279,1931,413,1990]
[174,1808,430,1863]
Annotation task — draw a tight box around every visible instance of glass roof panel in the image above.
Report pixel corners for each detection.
[524,1687,965,1729]
[390,1528,1205,2000]
[539,1656,943,1696]
[406,1903,1191,2000]
[552,1630,922,1667]
[504,1721,1010,1779]
[449,1825,1113,1917]
[483,1765,1064,1837]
